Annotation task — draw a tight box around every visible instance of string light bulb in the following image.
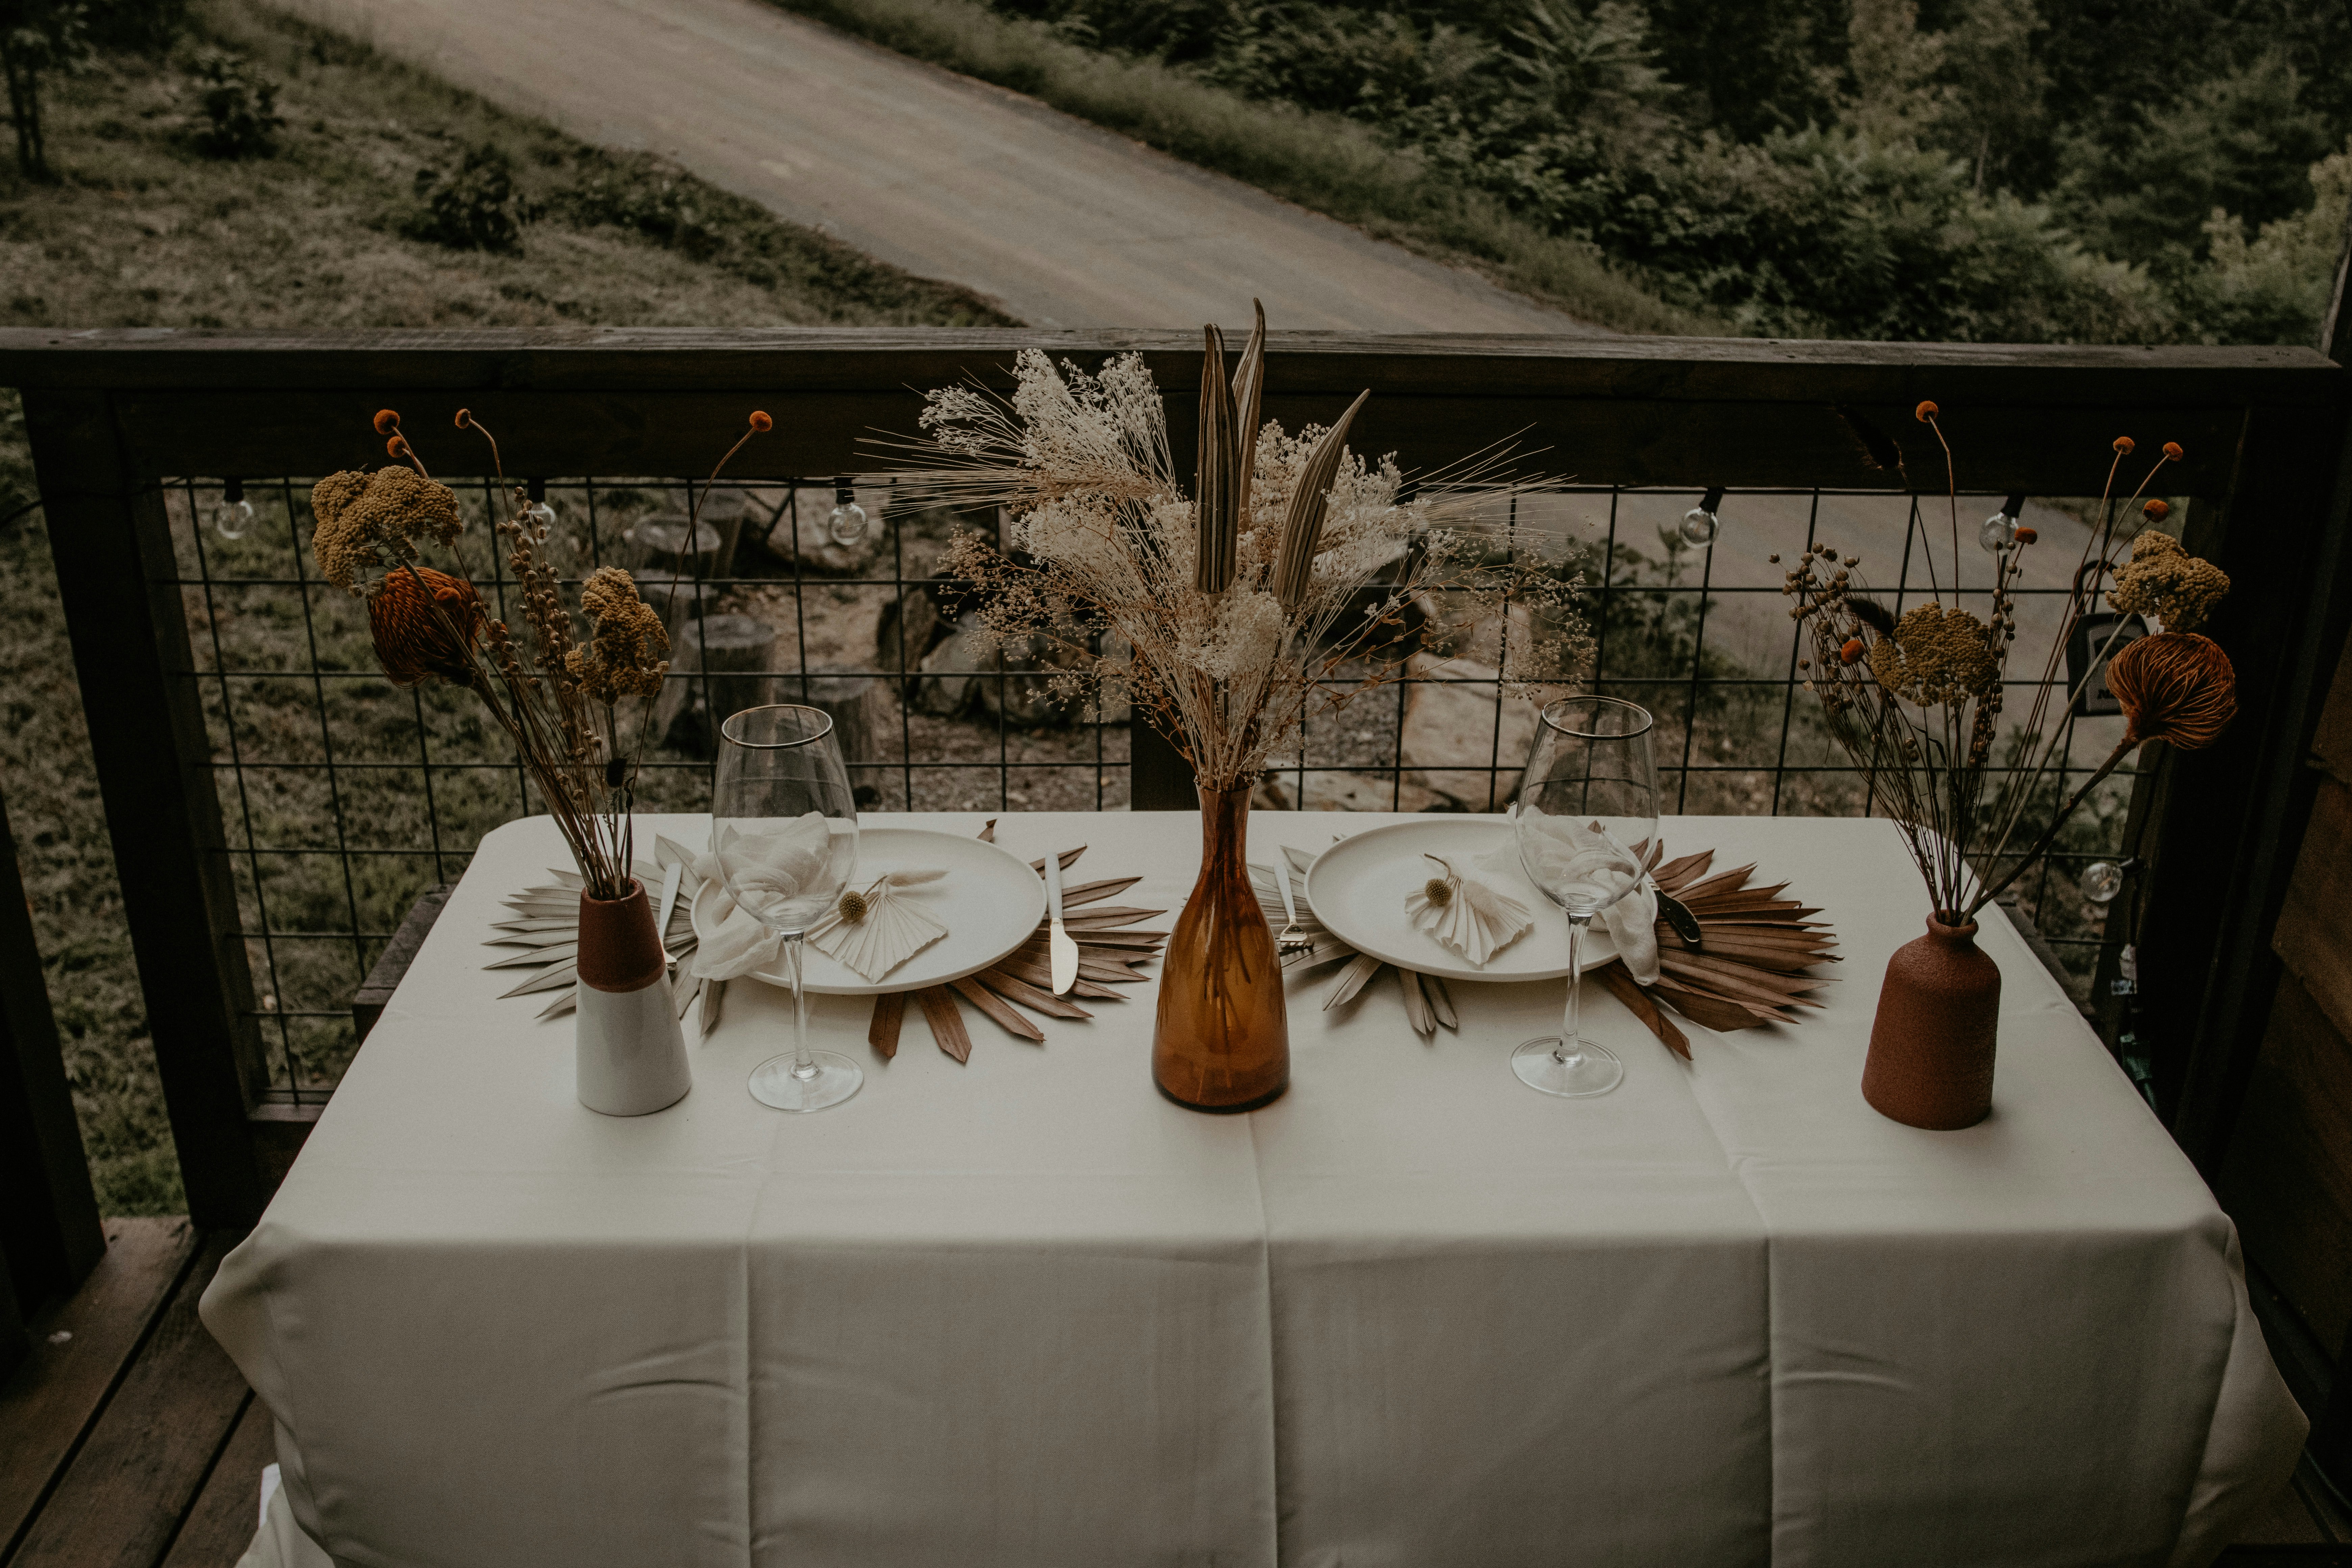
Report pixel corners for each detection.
[826,480,868,546]
[523,477,556,532]
[1680,486,1723,548]
[2082,861,2125,903]
[213,477,253,541]
[1980,492,2027,553]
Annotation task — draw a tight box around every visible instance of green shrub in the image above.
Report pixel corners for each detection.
[406,142,529,252]
[185,49,282,158]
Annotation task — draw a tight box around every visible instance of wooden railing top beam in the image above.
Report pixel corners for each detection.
[0,327,2340,404]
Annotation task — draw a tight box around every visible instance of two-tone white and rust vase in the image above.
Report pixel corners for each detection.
[574,879,691,1116]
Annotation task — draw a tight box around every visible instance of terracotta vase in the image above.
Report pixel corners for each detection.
[1862,913,2000,1129]
[1152,786,1289,1112]
[574,879,692,1117]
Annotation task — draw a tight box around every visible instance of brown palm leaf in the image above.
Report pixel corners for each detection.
[1594,844,1839,1059]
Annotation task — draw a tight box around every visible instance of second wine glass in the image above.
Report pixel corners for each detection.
[712,705,862,1112]
[1511,697,1661,1098]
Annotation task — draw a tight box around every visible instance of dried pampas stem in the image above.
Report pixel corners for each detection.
[1195,324,1239,594]
[1273,388,1371,610]
[1231,300,1266,528]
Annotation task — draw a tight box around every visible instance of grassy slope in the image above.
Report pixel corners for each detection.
[770,0,1718,336]
[0,1,1011,1214]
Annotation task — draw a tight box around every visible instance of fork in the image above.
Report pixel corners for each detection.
[1273,855,1313,955]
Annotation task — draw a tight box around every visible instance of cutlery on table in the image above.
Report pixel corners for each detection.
[1046,848,1079,995]
[1272,855,1312,955]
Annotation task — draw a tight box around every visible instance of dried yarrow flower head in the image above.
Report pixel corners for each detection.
[368,565,484,687]
[1866,603,1999,706]
[310,467,464,595]
[323,403,770,901]
[2108,631,2236,750]
[564,566,670,702]
[2108,529,2229,633]
[1795,403,2234,921]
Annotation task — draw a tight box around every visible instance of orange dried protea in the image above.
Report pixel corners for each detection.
[370,566,486,687]
[2108,631,2236,750]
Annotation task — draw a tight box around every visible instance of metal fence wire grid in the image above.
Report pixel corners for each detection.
[160,473,2144,1101]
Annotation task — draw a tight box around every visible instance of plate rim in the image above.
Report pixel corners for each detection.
[1302,817,1617,983]
[691,826,1046,996]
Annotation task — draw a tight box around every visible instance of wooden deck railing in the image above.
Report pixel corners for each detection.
[1,326,2345,1253]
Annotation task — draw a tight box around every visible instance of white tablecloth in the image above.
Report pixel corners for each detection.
[201,811,2304,1567]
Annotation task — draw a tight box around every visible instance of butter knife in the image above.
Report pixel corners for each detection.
[654,861,684,968]
[1045,848,1078,995]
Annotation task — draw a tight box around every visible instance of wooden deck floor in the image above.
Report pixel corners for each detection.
[2,1217,2348,1566]
[2,1219,265,1568]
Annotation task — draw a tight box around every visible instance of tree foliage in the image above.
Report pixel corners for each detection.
[986,0,2352,344]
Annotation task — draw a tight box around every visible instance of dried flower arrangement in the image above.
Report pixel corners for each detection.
[1786,409,2237,921]
[897,305,1588,791]
[312,407,770,900]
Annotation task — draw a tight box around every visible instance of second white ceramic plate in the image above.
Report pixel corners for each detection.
[1303,817,1617,984]
[691,826,1046,996]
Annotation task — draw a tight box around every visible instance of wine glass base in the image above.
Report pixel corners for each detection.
[749,1051,863,1112]
[1513,1037,1624,1098]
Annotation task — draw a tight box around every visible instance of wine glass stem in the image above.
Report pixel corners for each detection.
[783,934,817,1081]
[1556,914,1591,1067]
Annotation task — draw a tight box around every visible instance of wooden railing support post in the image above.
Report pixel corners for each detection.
[0,785,104,1347]
[1129,713,1196,810]
[22,388,269,1229]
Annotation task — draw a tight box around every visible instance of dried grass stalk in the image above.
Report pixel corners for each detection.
[887,310,1589,792]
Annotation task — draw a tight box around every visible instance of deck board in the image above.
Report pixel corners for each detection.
[157,1397,270,1568]
[0,1219,198,1558]
[9,1231,247,1568]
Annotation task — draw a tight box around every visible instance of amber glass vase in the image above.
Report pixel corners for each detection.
[1153,786,1289,1111]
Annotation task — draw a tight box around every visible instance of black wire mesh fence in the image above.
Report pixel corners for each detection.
[166,475,2142,1102]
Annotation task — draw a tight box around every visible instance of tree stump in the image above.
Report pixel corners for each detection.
[656,613,778,754]
[625,518,730,580]
[630,570,710,635]
[794,671,878,764]
[795,670,888,806]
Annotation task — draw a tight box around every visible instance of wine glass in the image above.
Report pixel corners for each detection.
[1511,697,1661,1098]
[713,705,862,1112]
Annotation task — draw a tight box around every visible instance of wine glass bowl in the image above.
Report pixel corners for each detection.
[712,705,862,1112]
[1512,697,1661,1098]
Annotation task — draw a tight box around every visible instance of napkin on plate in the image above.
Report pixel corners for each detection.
[807,870,948,982]
[1481,813,1660,985]
[690,814,831,981]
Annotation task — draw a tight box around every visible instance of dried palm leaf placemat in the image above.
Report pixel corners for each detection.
[1252,839,1836,1054]
[483,835,714,1031]
[866,821,1169,1064]
[1250,846,1461,1038]
[1591,846,1838,1059]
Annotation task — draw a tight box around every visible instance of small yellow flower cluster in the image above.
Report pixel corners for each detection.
[1867,603,1999,706]
[563,567,670,703]
[2108,530,2229,634]
[309,468,464,596]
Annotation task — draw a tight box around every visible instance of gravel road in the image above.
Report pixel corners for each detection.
[285,0,1594,332]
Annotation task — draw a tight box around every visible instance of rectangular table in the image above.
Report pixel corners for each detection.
[202,812,2305,1567]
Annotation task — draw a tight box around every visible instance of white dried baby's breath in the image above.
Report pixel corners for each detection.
[907,342,1588,788]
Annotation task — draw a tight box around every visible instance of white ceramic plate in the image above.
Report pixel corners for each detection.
[1303,817,1618,984]
[691,827,1046,996]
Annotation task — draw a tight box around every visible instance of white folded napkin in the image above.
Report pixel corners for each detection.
[690,814,834,982]
[1484,811,1661,985]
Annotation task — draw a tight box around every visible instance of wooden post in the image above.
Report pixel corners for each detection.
[21,389,269,1229]
[1130,714,1196,810]
[2145,395,2352,1167]
[0,786,104,1329]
